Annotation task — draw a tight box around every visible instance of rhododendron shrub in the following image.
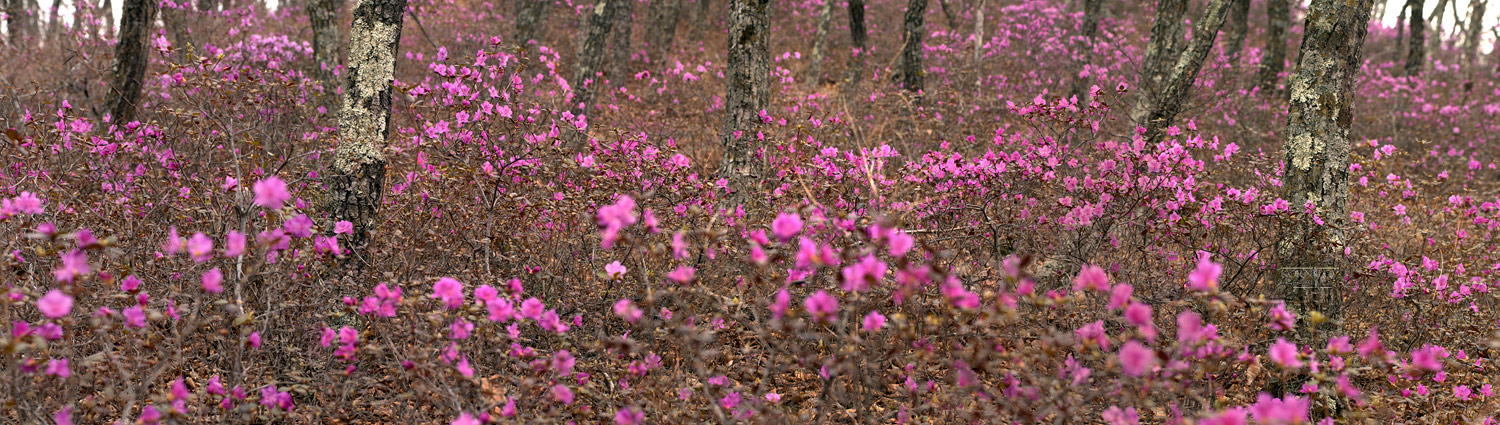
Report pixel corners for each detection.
[4,0,1500,423]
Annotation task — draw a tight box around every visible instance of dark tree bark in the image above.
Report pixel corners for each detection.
[45,0,58,44]
[695,0,710,25]
[198,0,216,11]
[608,0,633,86]
[804,0,833,87]
[5,0,28,45]
[1255,0,1289,92]
[1427,0,1447,54]
[846,0,867,85]
[1406,0,1425,76]
[1276,0,1374,336]
[720,0,769,201]
[1131,0,1187,125]
[645,0,680,63]
[308,0,343,95]
[161,2,193,60]
[571,0,616,123]
[935,0,955,29]
[1223,0,1250,61]
[1069,0,1104,100]
[894,0,927,94]
[1464,0,1486,73]
[513,0,551,59]
[1395,1,1408,63]
[103,0,157,123]
[1142,0,1233,142]
[328,0,408,253]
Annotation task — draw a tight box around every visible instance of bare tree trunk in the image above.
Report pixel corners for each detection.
[1395,1,1407,63]
[514,0,551,59]
[198,0,216,11]
[1464,0,1486,74]
[5,0,26,45]
[103,0,157,123]
[720,0,769,202]
[894,0,926,94]
[695,0,710,25]
[1276,0,1374,339]
[101,0,114,37]
[1069,0,1103,100]
[1406,0,1425,75]
[608,0,633,86]
[308,0,343,96]
[804,0,833,88]
[328,0,407,253]
[1131,0,1188,125]
[571,0,616,124]
[161,2,193,60]
[971,0,984,64]
[1142,0,1232,142]
[25,0,40,40]
[1427,0,1446,55]
[645,0,680,64]
[1223,0,1250,61]
[846,0,866,86]
[45,0,58,44]
[935,0,955,29]
[1255,0,1289,92]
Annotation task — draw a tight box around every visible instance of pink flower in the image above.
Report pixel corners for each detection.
[1107,284,1133,311]
[1118,340,1155,377]
[432,277,465,309]
[451,412,481,425]
[1410,345,1444,371]
[667,266,695,284]
[1249,393,1309,425]
[596,195,638,249]
[520,297,545,319]
[1188,257,1222,291]
[248,331,261,348]
[1073,265,1109,292]
[163,226,183,255]
[604,261,628,279]
[1102,406,1139,425]
[614,406,645,425]
[53,406,72,425]
[187,232,214,262]
[1270,338,1303,369]
[770,289,791,319]
[45,357,70,378]
[613,299,643,322]
[888,230,914,257]
[1455,385,1473,400]
[252,176,291,209]
[334,221,353,234]
[224,230,246,257]
[764,392,782,403]
[1199,408,1247,425]
[1076,320,1110,348]
[771,212,803,242]
[201,268,224,293]
[862,310,886,332]
[1124,302,1152,328]
[1268,302,1296,331]
[804,290,839,323]
[37,290,73,318]
[552,384,575,404]
[840,255,887,292]
[52,249,89,283]
[123,306,147,328]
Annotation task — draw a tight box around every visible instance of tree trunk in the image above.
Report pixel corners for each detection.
[199,0,216,12]
[5,0,27,45]
[161,2,193,60]
[1131,0,1188,125]
[1255,0,1289,92]
[513,0,551,59]
[1406,0,1425,76]
[101,0,114,37]
[695,0,710,25]
[328,0,407,253]
[1069,0,1103,101]
[571,0,616,124]
[608,0,633,87]
[45,0,57,44]
[103,0,157,123]
[1223,0,1250,61]
[1142,0,1232,142]
[1464,0,1485,74]
[935,0,955,29]
[804,0,833,88]
[308,0,343,96]
[1427,0,1446,55]
[720,0,770,202]
[1276,0,1374,332]
[645,0,680,64]
[1395,1,1407,63]
[894,0,926,93]
[971,0,984,64]
[846,0,866,86]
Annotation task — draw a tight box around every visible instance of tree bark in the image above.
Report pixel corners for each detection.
[513,0,551,59]
[971,0,984,64]
[1069,0,1103,100]
[1276,0,1374,329]
[804,0,833,88]
[571,0,616,123]
[101,0,114,37]
[161,2,194,60]
[1427,0,1447,55]
[5,0,28,45]
[1464,0,1486,74]
[720,0,770,202]
[1223,0,1250,61]
[608,0,633,87]
[1406,0,1425,76]
[846,0,866,85]
[44,0,57,44]
[198,0,216,12]
[1255,0,1289,92]
[894,0,926,93]
[329,0,407,253]
[103,0,157,123]
[1131,0,1188,125]
[308,0,343,95]
[1395,1,1407,63]
[645,0,680,64]
[1142,0,1232,142]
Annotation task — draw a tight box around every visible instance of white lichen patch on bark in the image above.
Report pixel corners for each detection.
[336,7,400,173]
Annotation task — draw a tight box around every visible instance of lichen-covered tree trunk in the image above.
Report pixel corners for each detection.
[329,0,407,253]
[645,0,680,64]
[846,0,867,86]
[308,0,343,95]
[1464,1,1486,74]
[1130,0,1187,125]
[571,0,616,125]
[1223,0,1250,61]
[513,0,551,59]
[1255,0,1289,92]
[894,0,926,93]
[1405,0,1425,76]
[1142,0,1231,142]
[103,0,157,123]
[720,0,770,202]
[1068,0,1103,100]
[804,0,833,88]
[607,0,633,87]
[1276,0,1374,327]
